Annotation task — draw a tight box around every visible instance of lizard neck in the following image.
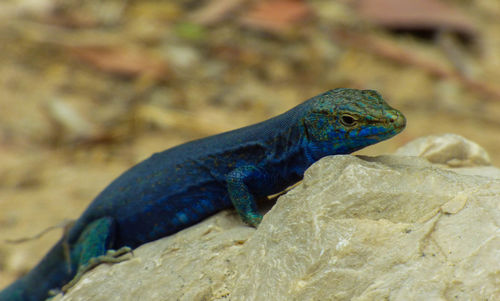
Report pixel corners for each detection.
[260,105,316,186]
[263,101,374,182]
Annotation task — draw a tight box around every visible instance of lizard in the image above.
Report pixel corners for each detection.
[0,88,406,301]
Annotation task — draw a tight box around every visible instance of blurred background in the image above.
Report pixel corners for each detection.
[1,0,500,288]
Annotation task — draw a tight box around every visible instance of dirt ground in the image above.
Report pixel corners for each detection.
[1,0,500,290]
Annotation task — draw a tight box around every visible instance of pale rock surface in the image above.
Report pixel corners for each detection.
[55,134,500,301]
[395,133,491,167]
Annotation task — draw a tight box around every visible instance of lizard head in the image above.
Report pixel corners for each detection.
[301,88,406,159]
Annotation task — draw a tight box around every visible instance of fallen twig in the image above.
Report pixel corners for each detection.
[331,28,500,101]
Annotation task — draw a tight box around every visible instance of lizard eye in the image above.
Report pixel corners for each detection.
[340,114,357,127]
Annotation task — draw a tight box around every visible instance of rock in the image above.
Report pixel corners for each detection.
[55,134,500,301]
[53,211,254,301]
[395,133,491,167]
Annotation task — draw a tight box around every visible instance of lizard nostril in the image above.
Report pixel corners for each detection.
[389,113,397,123]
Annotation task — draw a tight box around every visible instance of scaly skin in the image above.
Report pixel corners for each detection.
[0,88,405,301]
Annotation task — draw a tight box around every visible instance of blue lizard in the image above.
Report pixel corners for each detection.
[0,88,405,301]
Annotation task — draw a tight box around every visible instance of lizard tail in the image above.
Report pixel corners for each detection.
[0,239,76,301]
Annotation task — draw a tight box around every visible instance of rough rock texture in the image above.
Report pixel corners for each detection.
[395,133,491,167]
[55,134,500,301]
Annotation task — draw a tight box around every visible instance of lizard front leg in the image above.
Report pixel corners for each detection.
[226,165,268,227]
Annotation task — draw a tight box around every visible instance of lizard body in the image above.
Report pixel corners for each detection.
[0,88,405,301]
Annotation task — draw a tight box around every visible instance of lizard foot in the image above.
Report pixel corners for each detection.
[243,213,263,228]
[62,246,133,293]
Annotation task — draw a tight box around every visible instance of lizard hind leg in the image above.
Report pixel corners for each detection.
[60,217,132,294]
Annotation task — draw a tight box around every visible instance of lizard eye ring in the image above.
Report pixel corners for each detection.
[340,114,357,127]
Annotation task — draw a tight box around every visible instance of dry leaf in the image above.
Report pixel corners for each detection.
[68,46,169,79]
[240,0,312,33]
[191,0,247,25]
[356,0,476,39]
